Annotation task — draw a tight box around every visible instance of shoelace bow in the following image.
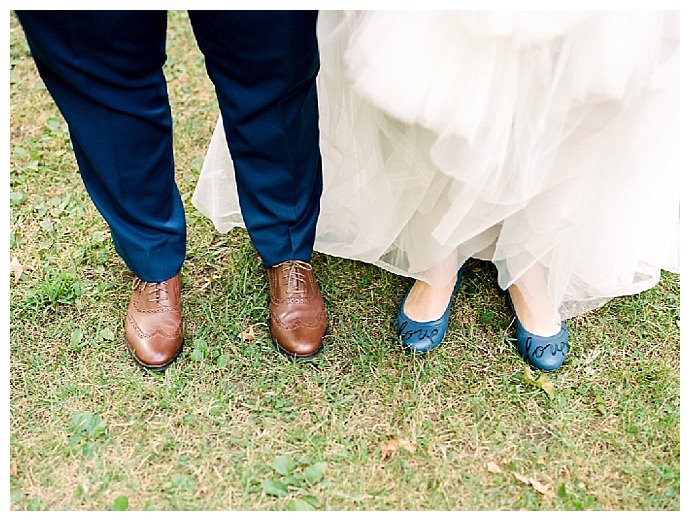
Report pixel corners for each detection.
[134,277,171,304]
[280,261,312,297]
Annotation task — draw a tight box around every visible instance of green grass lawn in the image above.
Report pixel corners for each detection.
[9,12,680,511]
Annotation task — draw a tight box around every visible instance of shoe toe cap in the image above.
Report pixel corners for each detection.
[271,320,324,358]
[127,331,183,369]
[524,335,569,371]
[528,350,567,371]
[276,335,323,357]
[397,317,446,354]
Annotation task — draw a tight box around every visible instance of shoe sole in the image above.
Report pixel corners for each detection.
[403,343,439,355]
[273,325,327,361]
[125,339,184,372]
[275,340,323,361]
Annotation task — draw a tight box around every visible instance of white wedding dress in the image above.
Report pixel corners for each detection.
[193,11,679,319]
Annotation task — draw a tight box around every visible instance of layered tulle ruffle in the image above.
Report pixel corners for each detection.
[193,11,679,319]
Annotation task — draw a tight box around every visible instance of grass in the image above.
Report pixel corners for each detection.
[9,12,680,511]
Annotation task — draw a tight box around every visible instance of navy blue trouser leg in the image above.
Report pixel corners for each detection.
[189,11,323,267]
[17,10,323,274]
[15,11,185,282]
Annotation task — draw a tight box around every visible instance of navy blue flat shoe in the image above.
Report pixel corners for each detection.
[396,269,463,354]
[506,292,568,371]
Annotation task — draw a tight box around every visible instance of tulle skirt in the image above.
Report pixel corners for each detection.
[193,11,679,319]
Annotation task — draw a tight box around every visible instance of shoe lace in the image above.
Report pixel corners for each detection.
[280,261,312,297]
[134,277,170,305]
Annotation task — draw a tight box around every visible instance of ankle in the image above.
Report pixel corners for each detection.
[508,285,561,336]
[403,275,458,322]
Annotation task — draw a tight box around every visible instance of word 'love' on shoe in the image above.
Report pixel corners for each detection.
[396,269,463,354]
[506,292,568,371]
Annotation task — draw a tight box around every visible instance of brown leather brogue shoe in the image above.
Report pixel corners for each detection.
[125,273,183,371]
[268,260,327,359]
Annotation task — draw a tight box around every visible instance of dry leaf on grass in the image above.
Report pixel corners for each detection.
[240,325,256,342]
[10,460,17,477]
[513,472,530,484]
[380,440,398,459]
[10,257,24,282]
[539,378,555,400]
[200,275,217,291]
[523,367,556,400]
[486,461,502,474]
[529,478,556,498]
[397,439,416,452]
[381,439,416,460]
[513,471,556,498]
